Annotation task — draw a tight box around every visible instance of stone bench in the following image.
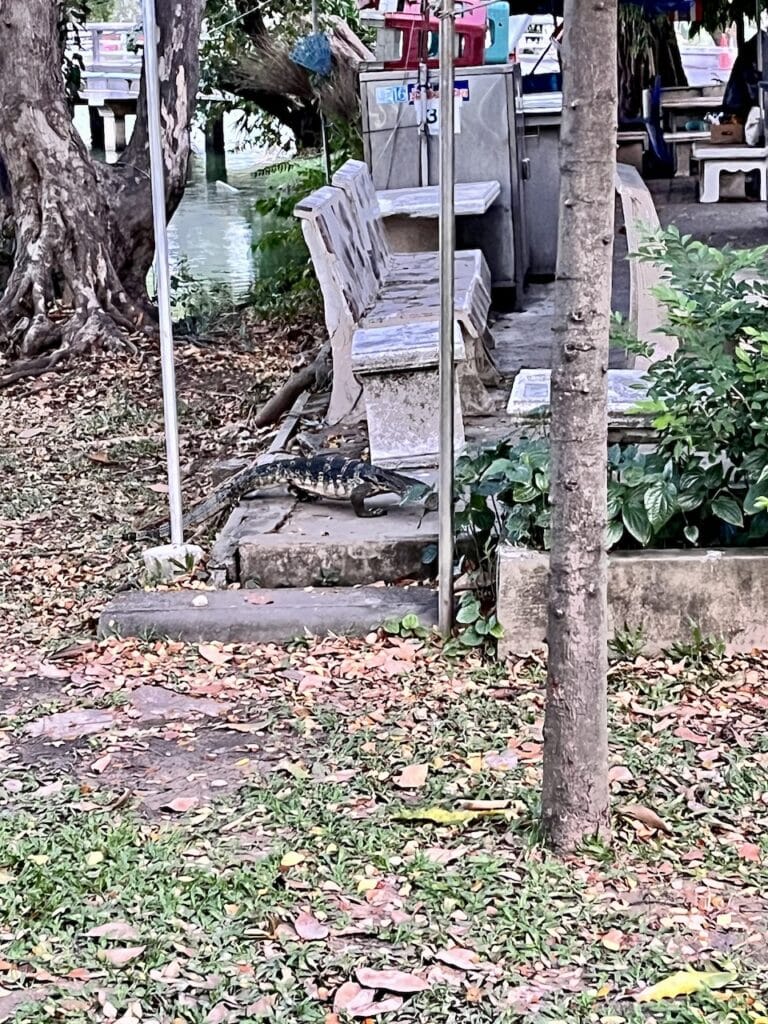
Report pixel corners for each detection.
[614,163,676,370]
[693,143,768,203]
[295,160,495,463]
[507,368,652,435]
[352,321,466,467]
[375,180,501,253]
[507,168,674,427]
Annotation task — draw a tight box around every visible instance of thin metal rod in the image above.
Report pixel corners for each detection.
[438,0,456,637]
[141,0,184,546]
[312,0,332,182]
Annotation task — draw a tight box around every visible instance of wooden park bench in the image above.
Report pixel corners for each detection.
[294,160,496,465]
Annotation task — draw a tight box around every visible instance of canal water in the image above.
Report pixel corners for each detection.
[74,109,293,299]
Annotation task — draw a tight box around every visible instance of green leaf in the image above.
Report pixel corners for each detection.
[683,524,699,545]
[459,627,485,648]
[400,614,421,631]
[606,520,625,549]
[744,479,768,515]
[711,493,744,527]
[455,601,480,625]
[481,458,514,479]
[622,504,653,545]
[643,480,678,527]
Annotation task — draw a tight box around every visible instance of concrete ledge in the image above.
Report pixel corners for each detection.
[99,586,438,644]
[497,544,768,657]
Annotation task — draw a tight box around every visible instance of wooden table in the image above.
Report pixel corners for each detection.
[376,180,501,219]
[375,180,501,254]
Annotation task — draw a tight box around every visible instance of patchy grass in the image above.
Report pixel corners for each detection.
[1,342,767,1023]
[1,637,767,1022]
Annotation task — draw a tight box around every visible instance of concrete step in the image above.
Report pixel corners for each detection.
[209,474,438,589]
[100,585,438,644]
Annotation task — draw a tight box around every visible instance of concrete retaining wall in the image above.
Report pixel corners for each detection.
[497,544,768,657]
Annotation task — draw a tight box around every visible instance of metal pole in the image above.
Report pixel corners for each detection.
[312,0,333,182]
[141,0,184,546]
[438,0,455,637]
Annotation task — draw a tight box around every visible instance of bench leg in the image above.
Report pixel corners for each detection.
[761,166,768,202]
[674,142,692,178]
[699,163,721,203]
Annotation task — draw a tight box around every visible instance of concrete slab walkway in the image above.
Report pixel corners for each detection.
[100,585,438,643]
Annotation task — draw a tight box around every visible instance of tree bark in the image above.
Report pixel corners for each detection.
[0,0,204,362]
[541,0,615,852]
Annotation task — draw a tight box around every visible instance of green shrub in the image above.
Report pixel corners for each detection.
[455,229,768,589]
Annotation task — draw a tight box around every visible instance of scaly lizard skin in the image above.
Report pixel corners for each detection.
[168,455,437,535]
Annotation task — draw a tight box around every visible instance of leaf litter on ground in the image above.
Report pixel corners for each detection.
[1,349,768,1022]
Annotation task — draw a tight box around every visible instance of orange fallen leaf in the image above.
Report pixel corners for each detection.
[600,928,625,951]
[435,947,481,971]
[618,803,673,835]
[198,644,233,667]
[355,967,429,993]
[737,842,761,863]
[162,797,198,814]
[101,945,145,966]
[394,763,429,789]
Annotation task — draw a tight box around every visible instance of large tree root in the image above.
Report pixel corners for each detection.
[0,348,69,388]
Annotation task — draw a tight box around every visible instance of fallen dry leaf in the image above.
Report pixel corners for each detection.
[483,749,519,772]
[293,911,330,941]
[394,763,429,789]
[737,842,761,863]
[355,967,429,993]
[90,754,112,774]
[86,921,140,941]
[280,851,306,869]
[618,803,673,835]
[198,644,233,667]
[435,947,481,971]
[635,968,737,1002]
[161,797,198,814]
[101,945,145,966]
[244,593,274,605]
[333,982,375,1014]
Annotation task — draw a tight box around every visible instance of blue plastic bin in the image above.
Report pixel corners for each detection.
[485,2,510,64]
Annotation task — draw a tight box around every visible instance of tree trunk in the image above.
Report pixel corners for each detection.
[541,0,615,852]
[0,0,204,365]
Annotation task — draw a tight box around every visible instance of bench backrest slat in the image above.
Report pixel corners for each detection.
[294,183,380,322]
[332,159,391,283]
[614,163,676,368]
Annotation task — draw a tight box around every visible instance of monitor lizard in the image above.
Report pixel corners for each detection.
[163,455,438,536]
